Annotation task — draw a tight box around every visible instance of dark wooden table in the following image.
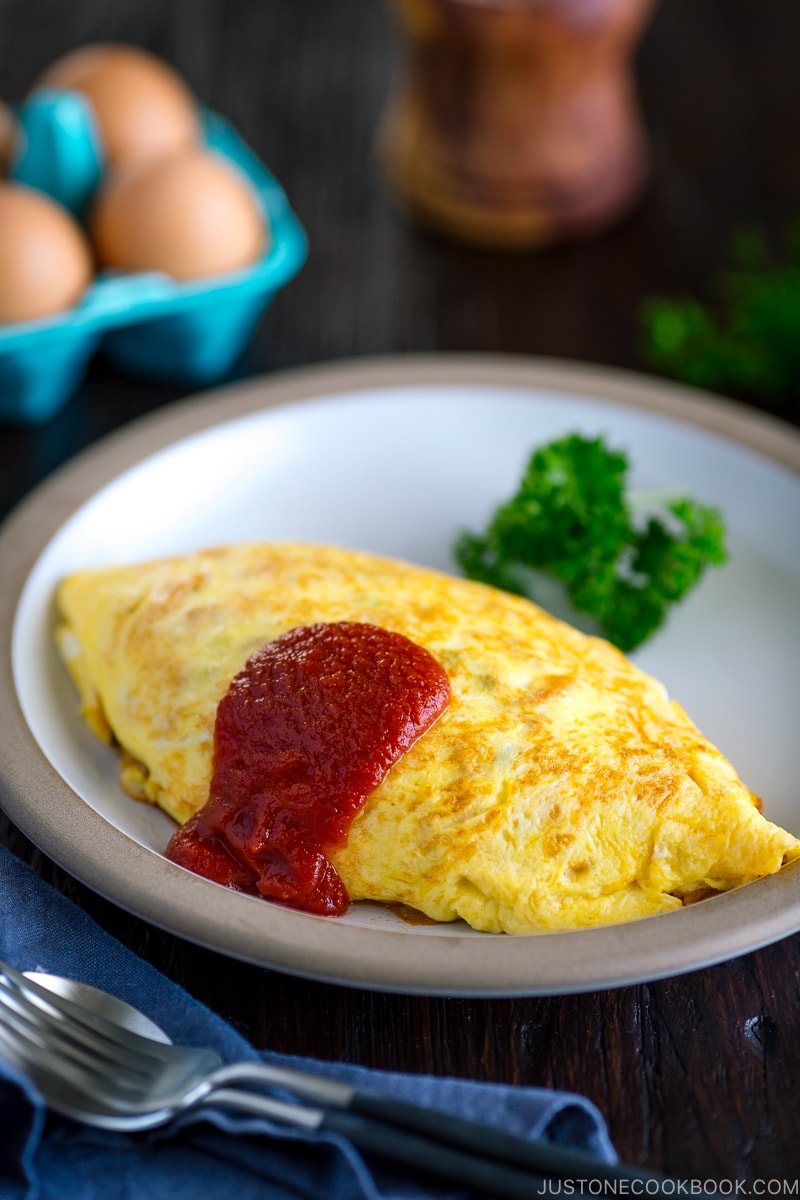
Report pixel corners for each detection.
[2,0,799,1185]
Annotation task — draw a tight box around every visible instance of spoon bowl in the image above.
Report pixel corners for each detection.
[26,972,170,1043]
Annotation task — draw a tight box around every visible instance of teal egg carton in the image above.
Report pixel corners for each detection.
[0,91,307,425]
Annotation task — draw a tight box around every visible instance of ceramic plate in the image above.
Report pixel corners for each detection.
[2,356,799,995]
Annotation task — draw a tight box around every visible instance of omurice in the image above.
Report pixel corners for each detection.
[54,541,800,933]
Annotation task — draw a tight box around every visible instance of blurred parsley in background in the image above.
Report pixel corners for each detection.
[641,222,800,405]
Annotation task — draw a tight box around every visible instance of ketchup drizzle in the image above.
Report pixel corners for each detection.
[166,622,451,915]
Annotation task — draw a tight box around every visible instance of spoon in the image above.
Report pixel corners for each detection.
[26,971,170,1041]
[1,969,570,1200]
[0,966,683,1197]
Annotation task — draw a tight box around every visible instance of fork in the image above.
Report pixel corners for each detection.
[0,960,683,1198]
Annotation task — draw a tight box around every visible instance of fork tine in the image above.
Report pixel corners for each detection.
[0,975,152,1075]
[0,1016,120,1107]
[0,961,168,1066]
[0,992,138,1090]
[0,972,170,1097]
[0,983,154,1094]
[0,1010,157,1115]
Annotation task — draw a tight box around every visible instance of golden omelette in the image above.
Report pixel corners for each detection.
[54,542,800,933]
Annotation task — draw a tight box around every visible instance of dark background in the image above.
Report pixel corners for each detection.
[2,0,800,1183]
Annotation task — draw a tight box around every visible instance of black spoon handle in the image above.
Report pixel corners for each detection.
[321,1106,549,1200]
[352,1088,659,1186]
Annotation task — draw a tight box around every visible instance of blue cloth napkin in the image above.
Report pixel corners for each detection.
[0,842,616,1200]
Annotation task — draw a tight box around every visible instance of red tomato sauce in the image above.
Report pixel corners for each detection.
[165,622,451,915]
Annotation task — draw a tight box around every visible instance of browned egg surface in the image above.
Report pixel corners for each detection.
[55,542,800,933]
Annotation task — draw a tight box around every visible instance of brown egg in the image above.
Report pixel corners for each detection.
[90,148,268,281]
[0,183,93,323]
[34,43,200,168]
[0,100,17,176]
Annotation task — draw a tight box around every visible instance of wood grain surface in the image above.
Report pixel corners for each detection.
[1,0,799,1184]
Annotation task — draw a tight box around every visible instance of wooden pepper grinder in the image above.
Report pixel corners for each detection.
[378,0,657,248]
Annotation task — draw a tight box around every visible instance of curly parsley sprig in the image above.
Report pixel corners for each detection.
[454,434,728,652]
